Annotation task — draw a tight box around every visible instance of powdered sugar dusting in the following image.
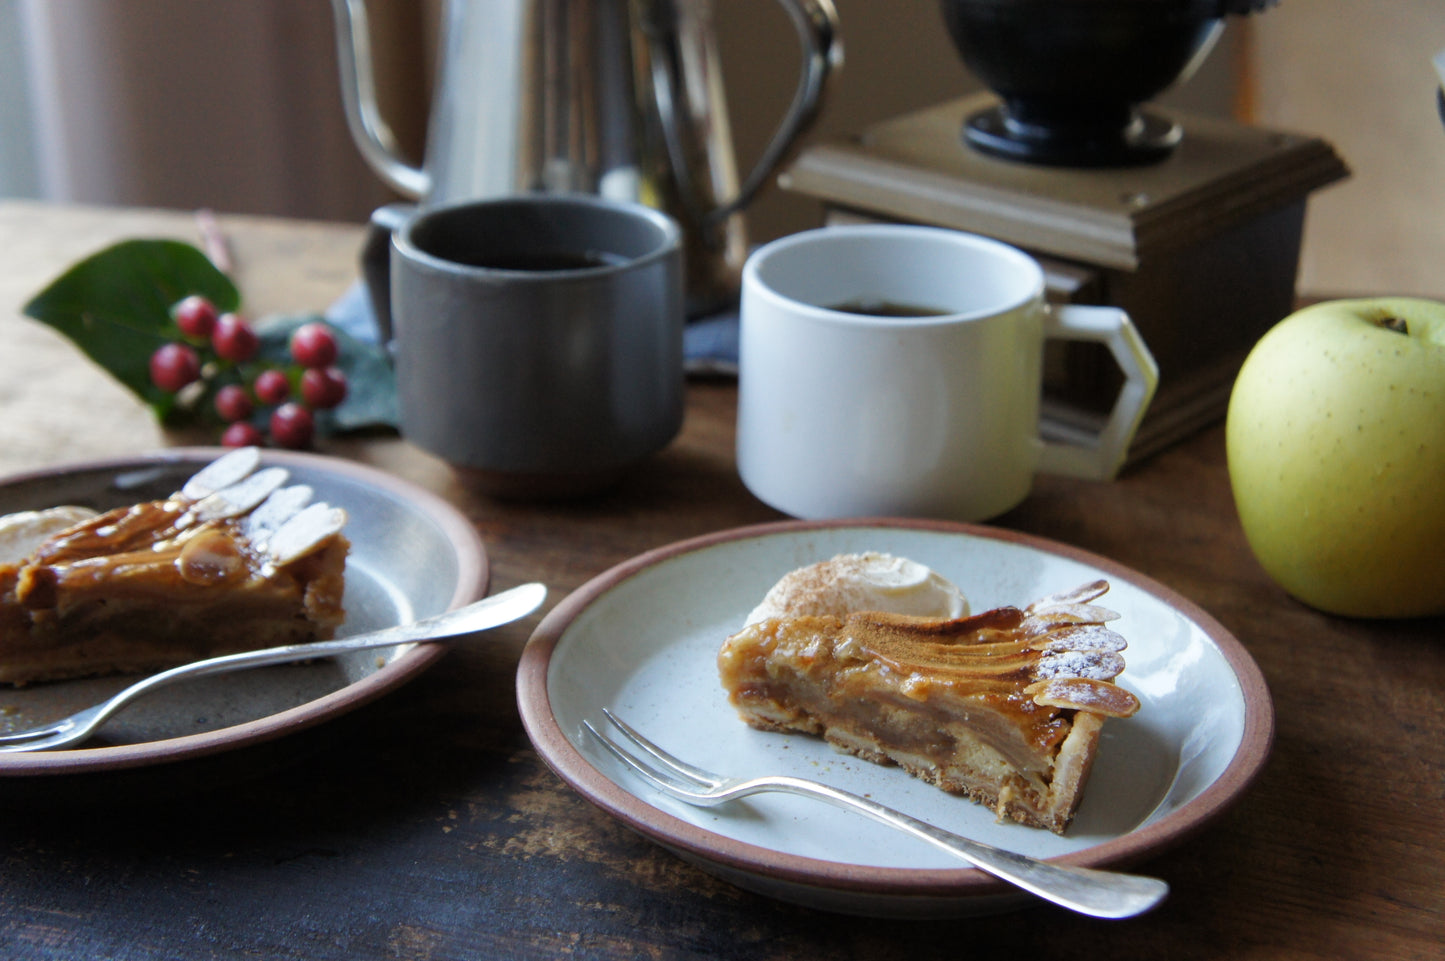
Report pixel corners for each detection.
[1034,649,1125,682]
[1032,624,1127,653]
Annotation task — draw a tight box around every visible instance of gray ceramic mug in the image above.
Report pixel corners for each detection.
[375,195,685,497]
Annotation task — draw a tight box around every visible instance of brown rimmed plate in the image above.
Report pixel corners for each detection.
[0,448,488,778]
[517,519,1273,917]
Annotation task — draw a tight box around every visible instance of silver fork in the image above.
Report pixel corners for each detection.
[0,582,547,753]
[586,709,1169,919]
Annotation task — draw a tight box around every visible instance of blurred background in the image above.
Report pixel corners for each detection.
[0,0,1441,300]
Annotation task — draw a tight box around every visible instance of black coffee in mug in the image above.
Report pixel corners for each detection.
[825,297,951,318]
[454,248,630,272]
[405,200,651,275]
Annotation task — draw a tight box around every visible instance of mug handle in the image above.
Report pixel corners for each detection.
[359,202,416,348]
[1036,305,1159,480]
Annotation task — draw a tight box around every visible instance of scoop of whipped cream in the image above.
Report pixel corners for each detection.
[744,552,969,626]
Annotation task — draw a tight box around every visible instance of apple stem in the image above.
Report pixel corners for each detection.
[1377,315,1409,334]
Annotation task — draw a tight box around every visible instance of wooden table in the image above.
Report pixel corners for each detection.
[0,201,1439,960]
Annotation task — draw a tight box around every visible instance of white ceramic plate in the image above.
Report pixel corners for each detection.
[0,448,488,777]
[518,519,1273,917]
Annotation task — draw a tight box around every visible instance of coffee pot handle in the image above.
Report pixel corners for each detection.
[331,0,429,199]
[1035,305,1159,481]
[708,0,842,224]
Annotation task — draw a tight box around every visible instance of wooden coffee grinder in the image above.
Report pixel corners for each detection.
[778,0,1348,461]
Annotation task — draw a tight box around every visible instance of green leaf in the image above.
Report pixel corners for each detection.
[22,239,240,420]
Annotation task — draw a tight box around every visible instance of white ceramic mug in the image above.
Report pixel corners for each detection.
[736,225,1159,521]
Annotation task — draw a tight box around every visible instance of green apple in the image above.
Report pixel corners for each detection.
[1226,297,1445,618]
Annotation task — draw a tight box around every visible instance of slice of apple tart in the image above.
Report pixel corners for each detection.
[0,448,348,685]
[719,563,1140,834]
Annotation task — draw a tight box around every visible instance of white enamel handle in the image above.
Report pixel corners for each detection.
[1036,304,1159,480]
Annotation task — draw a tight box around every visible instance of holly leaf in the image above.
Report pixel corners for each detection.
[255,314,398,432]
[22,239,240,421]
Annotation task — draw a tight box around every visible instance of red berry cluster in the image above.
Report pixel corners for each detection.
[148,295,348,449]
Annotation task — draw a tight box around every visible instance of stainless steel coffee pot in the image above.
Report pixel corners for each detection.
[332,0,841,316]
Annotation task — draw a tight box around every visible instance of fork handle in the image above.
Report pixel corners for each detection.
[0,583,547,752]
[761,775,1168,919]
[108,581,546,692]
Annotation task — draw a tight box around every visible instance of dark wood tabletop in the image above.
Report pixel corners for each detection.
[0,201,1440,960]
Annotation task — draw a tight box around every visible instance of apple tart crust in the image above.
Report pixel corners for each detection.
[718,580,1139,833]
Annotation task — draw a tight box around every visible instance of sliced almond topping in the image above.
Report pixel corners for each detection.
[189,468,290,522]
[242,485,315,547]
[1025,677,1140,718]
[176,528,248,585]
[1029,624,1128,653]
[1034,649,1125,682]
[267,503,346,566]
[180,446,263,500]
[1025,579,1109,613]
[1021,603,1121,633]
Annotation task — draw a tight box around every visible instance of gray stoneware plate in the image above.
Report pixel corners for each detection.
[518,519,1274,918]
[0,448,488,777]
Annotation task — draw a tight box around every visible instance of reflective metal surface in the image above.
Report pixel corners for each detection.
[333,0,842,316]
